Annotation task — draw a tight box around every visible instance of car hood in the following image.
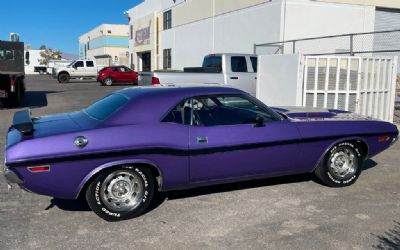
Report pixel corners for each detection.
[271,106,374,121]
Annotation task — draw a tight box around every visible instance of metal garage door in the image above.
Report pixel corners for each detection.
[303,56,397,122]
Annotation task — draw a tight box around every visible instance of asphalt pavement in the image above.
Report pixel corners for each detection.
[0,75,399,250]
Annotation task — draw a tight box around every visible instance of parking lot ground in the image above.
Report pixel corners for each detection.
[1,75,400,250]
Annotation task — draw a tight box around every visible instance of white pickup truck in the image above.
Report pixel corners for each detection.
[52,60,105,83]
[138,53,258,96]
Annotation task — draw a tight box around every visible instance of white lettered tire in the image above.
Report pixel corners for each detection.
[86,166,154,221]
[315,142,363,187]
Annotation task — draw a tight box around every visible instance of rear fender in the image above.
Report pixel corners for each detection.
[75,159,163,199]
[310,136,369,172]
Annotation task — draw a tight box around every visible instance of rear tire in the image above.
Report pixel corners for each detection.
[103,77,113,86]
[86,165,155,221]
[58,73,70,83]
[315,142,363,187]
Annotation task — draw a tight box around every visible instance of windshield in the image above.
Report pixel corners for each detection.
[85,93,129,120]
[67,60,77,67]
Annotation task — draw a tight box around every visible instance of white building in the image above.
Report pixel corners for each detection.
[79,24,130,67]
[126,0,400,72]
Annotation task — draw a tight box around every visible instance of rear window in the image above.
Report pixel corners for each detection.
[85,94,129,120]
[202,55,222,73]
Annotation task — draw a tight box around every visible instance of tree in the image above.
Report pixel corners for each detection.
[39,47,62,66]
[39,45,46,50]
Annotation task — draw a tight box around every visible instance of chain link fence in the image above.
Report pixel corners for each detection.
[254,29,400,56]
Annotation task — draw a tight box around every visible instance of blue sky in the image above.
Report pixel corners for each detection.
[0,0,142,54]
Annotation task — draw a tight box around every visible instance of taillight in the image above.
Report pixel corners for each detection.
[10,79,15,92]
[151,77,160,85]
[28,166,50,172]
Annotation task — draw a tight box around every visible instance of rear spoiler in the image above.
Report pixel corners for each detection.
[12,109,34,135]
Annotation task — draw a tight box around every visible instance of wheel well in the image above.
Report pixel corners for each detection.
[312,139,369,173]
[77,163,162,200]
[58,71,70,77]
[352,139,369,159]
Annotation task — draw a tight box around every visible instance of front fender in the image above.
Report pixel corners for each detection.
[75,159,163,199]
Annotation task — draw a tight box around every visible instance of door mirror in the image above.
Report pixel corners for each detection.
[254,116,265,127]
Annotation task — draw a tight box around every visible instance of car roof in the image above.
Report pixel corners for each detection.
[105,86,246,125]
[117,85,244,98]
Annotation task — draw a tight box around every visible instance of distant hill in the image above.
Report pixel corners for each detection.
[61,52,79,61]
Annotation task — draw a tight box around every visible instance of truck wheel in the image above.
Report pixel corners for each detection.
[103,77,113,86]
[58,73,70,83]
[86,165,155,221]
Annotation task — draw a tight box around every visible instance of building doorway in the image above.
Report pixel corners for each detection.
[138,51,151,72]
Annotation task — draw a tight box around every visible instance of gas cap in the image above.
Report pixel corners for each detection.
[74,136,88,148]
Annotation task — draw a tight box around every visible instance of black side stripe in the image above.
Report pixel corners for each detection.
[6,132,398,168]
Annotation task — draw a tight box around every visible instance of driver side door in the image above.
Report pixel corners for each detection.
[188,94,303,183]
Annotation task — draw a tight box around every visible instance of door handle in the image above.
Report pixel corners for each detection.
[230,77,239,80]
[197,136,208,144]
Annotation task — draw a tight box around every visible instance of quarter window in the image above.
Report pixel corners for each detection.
[231,56,247,73]
[86,61,94,67]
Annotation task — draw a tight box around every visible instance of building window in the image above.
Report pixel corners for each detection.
[163,49,172,69]
[130,25,133,39]
[163,10,172,30]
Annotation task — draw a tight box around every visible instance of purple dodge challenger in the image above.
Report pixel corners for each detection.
[4,86,399,221]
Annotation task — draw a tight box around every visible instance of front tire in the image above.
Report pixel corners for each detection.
[58,73,70,83]
[315,142,363,187]
[86,166,154,221]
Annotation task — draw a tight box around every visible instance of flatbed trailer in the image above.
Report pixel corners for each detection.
[0,41,25,108]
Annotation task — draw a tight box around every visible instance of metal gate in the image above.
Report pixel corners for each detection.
[303,56,398,122]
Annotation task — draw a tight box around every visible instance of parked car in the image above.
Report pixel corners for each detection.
[97,66,138,86]
[4,86,398,221]
[138,53,258,96]
[52,60,106,83]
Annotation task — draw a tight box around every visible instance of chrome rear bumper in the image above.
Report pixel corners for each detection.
[4,167,23,184]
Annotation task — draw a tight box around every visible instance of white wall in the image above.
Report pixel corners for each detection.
[160,1,282,70]
[282,0,376,54]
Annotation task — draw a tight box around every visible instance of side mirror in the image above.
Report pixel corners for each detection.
[254,116,265,127]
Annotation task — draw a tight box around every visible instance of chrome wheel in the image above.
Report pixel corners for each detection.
[100,171,144,212]
[329,149,358,179]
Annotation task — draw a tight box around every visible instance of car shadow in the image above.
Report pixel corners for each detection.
[48,173,313,214]
[47,160,379,216]
[363,159,378,171]
[22,91,62,108]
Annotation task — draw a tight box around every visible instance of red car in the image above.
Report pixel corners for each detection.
[97,66,138,86]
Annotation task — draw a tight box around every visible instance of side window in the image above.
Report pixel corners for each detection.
[231,56,247,73]
[192,95,278,127]
[74,61,84,68]
[162,99,192,125]
[86,61,94,67]
[250,57,258,72]
[111,67,119,72]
